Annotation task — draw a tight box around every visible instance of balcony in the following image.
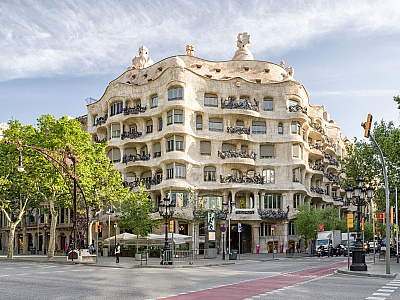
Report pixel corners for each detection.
[324,173,340,185]
[288,104,307,115]
[310,122,326,136]
[258,207,289,220]
[94,137,107,144]
[310,186,324,194]
[310,164,324,172]
[310,143,324,153]
[94,114,108,126]
[121,129,143,140]
[123,104,147,115]
[220,172,263,184]
[226,126,250,135]
[218,150,256,160]
[123,175,162,190]
[221,98,259,112]
[122,153,151,164]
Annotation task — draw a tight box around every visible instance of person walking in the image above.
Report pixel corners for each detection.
[115,243,120,263]
[296,242,300,253]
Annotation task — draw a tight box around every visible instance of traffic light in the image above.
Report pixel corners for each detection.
[95,222,101,233]
[362,114,373,138]
[391,206,394,224]
[378,213,383,224]
[383,213,385,225]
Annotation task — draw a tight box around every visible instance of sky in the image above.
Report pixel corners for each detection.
[1,0,400,140]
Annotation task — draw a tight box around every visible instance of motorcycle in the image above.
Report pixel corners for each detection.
[317,245,325,257]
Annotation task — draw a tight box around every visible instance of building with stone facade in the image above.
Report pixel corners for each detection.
[85,33,352,255]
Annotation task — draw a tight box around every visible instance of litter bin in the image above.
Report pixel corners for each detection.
[30,247,36,255]
[229,250,238,260]
[103,247,108,257]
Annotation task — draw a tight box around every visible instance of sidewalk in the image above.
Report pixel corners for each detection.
[336,254,400,278]
[0,251,311,268]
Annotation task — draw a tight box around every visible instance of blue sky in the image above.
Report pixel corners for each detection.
[1,0,400,140]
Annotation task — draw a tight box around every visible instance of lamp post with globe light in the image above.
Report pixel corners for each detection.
[158,195,176,265]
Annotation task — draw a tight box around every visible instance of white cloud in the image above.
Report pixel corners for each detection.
[310,89,399,97]
[1,0,400,81]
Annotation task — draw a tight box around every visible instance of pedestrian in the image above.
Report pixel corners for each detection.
[115,243,120,263]
[296,243,300,253]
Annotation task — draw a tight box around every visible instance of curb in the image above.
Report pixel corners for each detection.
[133,262,235,268]
[335,268,398,279]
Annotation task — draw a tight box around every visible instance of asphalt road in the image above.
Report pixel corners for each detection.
[0,256,398,300]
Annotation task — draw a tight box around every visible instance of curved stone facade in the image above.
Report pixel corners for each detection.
[87,44,349,254]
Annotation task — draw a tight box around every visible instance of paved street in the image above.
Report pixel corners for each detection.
[0,255,399,300]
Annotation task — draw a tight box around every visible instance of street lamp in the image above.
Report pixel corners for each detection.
[158,195,176,265]
[43,224,48,255]
[113,223,118,263]
[345,175,374,271]
[222,199,235,258]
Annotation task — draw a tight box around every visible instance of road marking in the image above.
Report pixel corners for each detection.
[5,268,14,269]
[0,275,10,277]
[16,273,28,276]
[22,266,30,269]
[386,283,400,287]
[37,272,49,274]
[378,289,394,292]
[382,285,398,289]
[366,297,386,300]
[372,293,390,296]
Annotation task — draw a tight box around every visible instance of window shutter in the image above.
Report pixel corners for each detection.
[196,115,202,123]
[111,124,120,131]
[125,148,136,155]
[222,143,235,152]
[209,118,222,123]
[142,171,152,178]
[260,145,274,158]
[253,121,265,126]
[200,141,211,155]
[153,143,161,152]
[146,120,152,126]
[175,135,184,142]
[293,144,300,157]
[204,166,215,172]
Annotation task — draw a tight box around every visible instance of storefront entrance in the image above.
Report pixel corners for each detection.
[230,224,252,253]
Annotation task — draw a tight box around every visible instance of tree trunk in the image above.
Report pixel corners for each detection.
[7,223,16,259]
[22,216,28,255]
[47,200,57,260]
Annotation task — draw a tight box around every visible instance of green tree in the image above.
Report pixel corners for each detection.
[118,185,158,252]
[293,204,321,250]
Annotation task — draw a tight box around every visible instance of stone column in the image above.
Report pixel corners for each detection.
[245,193,250,209]
[252,224,260,253]
[260,192,265,210]
[283,220,289,253]
[253,191,259,212]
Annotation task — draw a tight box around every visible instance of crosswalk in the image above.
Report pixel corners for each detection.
[366,279,400,299]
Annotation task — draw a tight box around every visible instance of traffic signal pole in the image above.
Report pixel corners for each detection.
[363,115,390,274]
[396,187,399,263]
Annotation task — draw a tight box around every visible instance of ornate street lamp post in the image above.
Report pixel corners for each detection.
[113,223,118,263]
[16,226,21,254]
[345,176,374,271]
[158,195,176,265]
[43,224,48,255]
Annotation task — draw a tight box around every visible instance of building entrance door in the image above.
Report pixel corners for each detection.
[230,224,252,253]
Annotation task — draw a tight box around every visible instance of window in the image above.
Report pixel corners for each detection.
[222,143,236,152]
[202,195,222,210]
[332,189,337,198]
[204,166,216,182]
[168,87,183,101]
[93,115,99,126]
[158,118,163,131]
[264,194,281,209]
[262,169,275,184]
[170,191,188,207]
[293,168,301,183]
[167,109,183,125]
[153,143,161,158]
[239,96,249,105]
[200,141,211,155]
[291,121,301,135]
[146,120,153,133]
[166,163,186,179]
[292,144,302,158]
[111,124,120,138]
[196,115,203,130]
[241,145,248,154]
[209,118,223,132]
[302,129,306,140]
[108,148,121,163]
[167,136,184,152]
[264,98,273,111]
[252,121,266,134]
[293,194,302,208]
[288,221,296,235]
[110,102,123,116]
[236,120,244,129]
[325,184,330,196]
[278,123,283,134]
[151,95,158,108]
[288,99,299,108]
[204,94,218,107]
[260,145,275,158]
[316,180,321,188]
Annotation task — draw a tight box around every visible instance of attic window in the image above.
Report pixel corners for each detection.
[126,81,131,84]
[144,74,148,78]
[158,67,163,71]
[196,64,202,69]
[215,69,221,73]
[244,67,249,71]
[265,69,270,73]
[281,73,286,77]
[206,74,212,78]
[255,79,261,83]
[148,79,153,82]
[132,75,136,79]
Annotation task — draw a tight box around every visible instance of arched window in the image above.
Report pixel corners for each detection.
[204,93,218,107]
[151,94,158,108]
[196,115,203,130]
[108,148,121,163]
[263,98,273,111]
[252,121,266,134]
[236,120,244,129]
[204,166,216,182]
[168,87,183,101]
[291,121,301,135]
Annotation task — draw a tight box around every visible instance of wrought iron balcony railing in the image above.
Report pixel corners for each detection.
[122,153,151,164]
[324,173,340,185]
[94,114,108,126]
[94,137,107,144]
[221,98,259,111]
[123,104,147,115]
[310,143,324,153]
[121,129,143,140]
[258,206,289,219]
[220,173,263,184]
[329,158,339,167]
[310,164,324,172]
[218,150,256,160]
[310,186,324,194]
[288,104,307,114]
[226,126,251,135]
[123,175,162,190]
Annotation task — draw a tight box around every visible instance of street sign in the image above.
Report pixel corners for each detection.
[238,223,242,233]
[221,226,226,233]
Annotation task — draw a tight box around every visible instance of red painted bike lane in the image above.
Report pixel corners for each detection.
[161,261,347,300]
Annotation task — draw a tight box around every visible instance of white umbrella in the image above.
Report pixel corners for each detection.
[103,233,138,243]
